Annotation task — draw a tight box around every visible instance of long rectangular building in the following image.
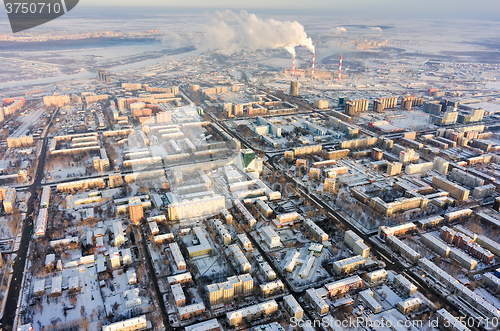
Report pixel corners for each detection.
[170,242,187,271]
[40,186,51,208]
[103,315,148,331]
[324,275,363,298]
[421,233,451,257]
[304,219,329,242]
[333,255,366,275]
[432,176,469,201]
[436,309,470,331]
[344,230,370,258]
[227,300,278,326]
[386,235,421,263]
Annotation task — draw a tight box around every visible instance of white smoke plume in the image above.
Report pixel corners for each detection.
[369,26,383,34]
[333,27,347,35]
[205,10,315,57]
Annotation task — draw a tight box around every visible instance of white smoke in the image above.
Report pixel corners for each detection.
[369,26,383,34]
[333,27,347,35]
[205,10,315,57]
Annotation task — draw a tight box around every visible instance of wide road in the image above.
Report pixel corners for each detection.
[137,225,172,331]
[1,108,60,329]
[1,131,48,328]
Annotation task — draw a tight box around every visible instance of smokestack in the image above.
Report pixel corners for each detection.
[292,56,295,78]
[311,52,315,80]
[338,55,342,81]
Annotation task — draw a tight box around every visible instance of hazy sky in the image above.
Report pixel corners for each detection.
[77,0,500,19]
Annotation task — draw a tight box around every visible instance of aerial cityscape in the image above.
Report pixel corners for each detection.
[1,3,500,331]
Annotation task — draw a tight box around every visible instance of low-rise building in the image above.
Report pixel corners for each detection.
[421,233,451,257]
[386,235,421,263]
[207,274,253,307]
[393,274,417,295]
[229,244,251,273]
[275,212,300,227]
[284,251,300,272]
[238,233,252,251]
[103,315,148,331]
[450,247,478,270]
[187,227,212,257]
[364,269,388,284]
[170,242,187,271]
[213,220,231,245]
[344,230,370,259]
[306,288,329,316]
[126,269,137,285]
[178,303,206,321]
[283,295,303,320]
[227,300,278,326]
[378,223,416,241]
[304,219,329,242]
[172,283,186,307]
[260,226,281,249]
[256,199,273,218]
[259,262,277,281]
[436,308,470,331]
[359,289,382,314]
[260,279,284,297]
[148,221,159,235]
[324,276,363,298]
[483,273,500,293]
[185,319,220,331]
[397,297,423,314]
[333,255,366,275]
[167,272,192,285]
[113,221,125,246]
[299,253,316,278]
